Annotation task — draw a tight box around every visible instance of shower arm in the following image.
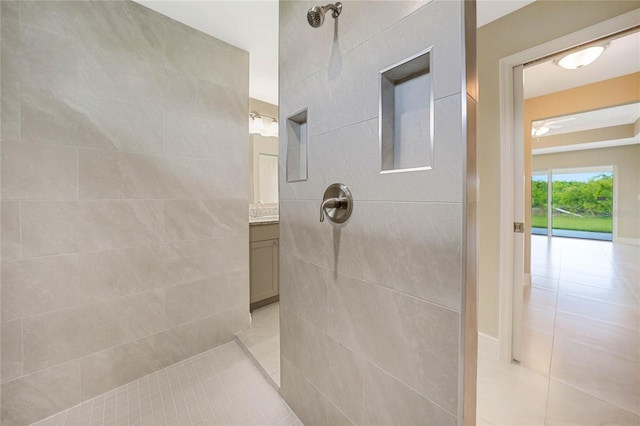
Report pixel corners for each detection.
[323,2,342,18]
[320,197,347,222]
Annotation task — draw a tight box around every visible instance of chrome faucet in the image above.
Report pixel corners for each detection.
[320,197,347,222]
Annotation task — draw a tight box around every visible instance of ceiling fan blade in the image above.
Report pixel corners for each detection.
[545,117,576,126]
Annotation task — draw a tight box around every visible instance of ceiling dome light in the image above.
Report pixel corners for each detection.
[531,125,550,137]
[555,44,607,70]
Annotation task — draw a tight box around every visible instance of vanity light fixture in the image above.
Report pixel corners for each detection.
[249,112,279,137]
[555,43,608,70]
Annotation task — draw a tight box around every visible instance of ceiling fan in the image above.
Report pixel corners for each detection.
[531,117,576,137]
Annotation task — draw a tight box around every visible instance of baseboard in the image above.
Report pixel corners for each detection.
[615,237,640,246]
[250,295,280,312]
[478,332,499,359]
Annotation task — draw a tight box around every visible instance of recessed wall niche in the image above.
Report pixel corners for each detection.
[286,108,308,182]
[379,48,433,173]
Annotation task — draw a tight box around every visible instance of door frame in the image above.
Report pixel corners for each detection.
[496,10,639,362]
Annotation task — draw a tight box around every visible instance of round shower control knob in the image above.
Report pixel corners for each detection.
[320,183,353,224]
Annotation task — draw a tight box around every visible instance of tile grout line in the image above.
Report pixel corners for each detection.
[542,235,565,425]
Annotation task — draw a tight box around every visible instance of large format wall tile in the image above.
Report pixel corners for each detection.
[164,25,249,91]
[303,95,464,204]
[1,255,78,321]
[362,202,463,310]
[163,199,247,242]
[278,1,331,94]
[1,1,249,423]
[279,0,471,423]
[79,149,247,200]
[154,236,248,288]
[1,201,20,260]
[280,200,364,278]
[164,113,247,162]
[79,323,198,400]
[78,46,166,109]
[363,361,456,426]
[281,306,363,424]
[327,272,459,413]
[1,319,23,383]
[1,19,78,92]
[162,68,198,117]
[1,78,20,140]
[280,357,354,426]
[21,200,164,257]
[357,0,462,118]
[279,254,329,331]
[78,246,166,304]
[1,1,20,23]
[327,1,428,56]
[19,1,166,67]
[197,79,246,124]
[23,289,166,373]
[196,306,249,352]
[165,273,247,327]
[21,85,164,154]
[1,139,78,200]
[1,360,82,426]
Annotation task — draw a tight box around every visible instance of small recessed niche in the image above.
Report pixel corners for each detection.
[379,48,433,173]
[286,108,308,182]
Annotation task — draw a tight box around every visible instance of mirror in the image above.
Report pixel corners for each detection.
[250,132,279,207]
[258,154,278,204]
[249,99,279,210]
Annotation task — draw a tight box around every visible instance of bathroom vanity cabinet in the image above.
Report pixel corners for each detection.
[249,222,279,310]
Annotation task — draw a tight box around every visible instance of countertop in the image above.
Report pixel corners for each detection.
[249,216,279,226]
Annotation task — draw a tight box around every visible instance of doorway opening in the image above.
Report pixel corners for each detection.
[497,17,639,362]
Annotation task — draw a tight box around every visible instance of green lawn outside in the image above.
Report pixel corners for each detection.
[531,215,612,233]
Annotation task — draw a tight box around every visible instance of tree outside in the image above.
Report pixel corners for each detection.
[531,172,613,234]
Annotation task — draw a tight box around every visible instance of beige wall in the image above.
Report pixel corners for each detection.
[524,73,640,272]
[0,2,249,424]
[477,1,639,337]
[532,144,640,241]
[279,0,476,424]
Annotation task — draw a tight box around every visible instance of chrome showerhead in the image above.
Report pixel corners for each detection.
[307,2,342,28]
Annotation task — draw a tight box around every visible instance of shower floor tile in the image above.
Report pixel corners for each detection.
[29,341,300,426]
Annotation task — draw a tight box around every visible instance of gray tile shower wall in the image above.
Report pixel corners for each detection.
[0,1,250,424]
[279,1,477,424]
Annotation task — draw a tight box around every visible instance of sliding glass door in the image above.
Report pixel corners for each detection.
[531,171,550,236]
[531,167,613,241]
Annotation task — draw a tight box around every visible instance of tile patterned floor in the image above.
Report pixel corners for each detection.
[477,235,640,425]
[29,341,300,426]
[236,302,281,388]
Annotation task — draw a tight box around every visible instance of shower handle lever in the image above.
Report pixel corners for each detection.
[320,197,348,222]
[320,183,353,224]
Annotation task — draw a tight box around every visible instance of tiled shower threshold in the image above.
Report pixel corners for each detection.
[29,341,300,426]
[235,302,281,389]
